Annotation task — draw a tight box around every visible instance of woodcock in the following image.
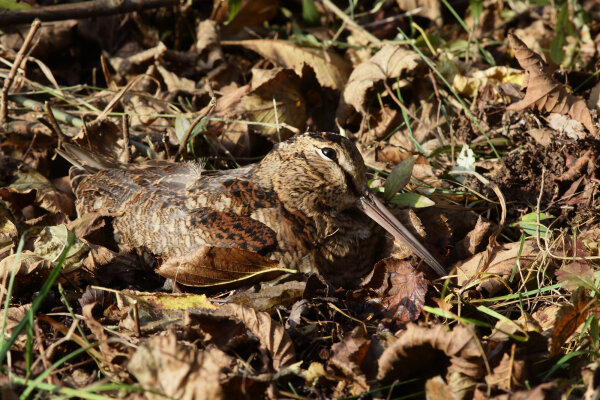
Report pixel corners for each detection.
[59,132,446,287]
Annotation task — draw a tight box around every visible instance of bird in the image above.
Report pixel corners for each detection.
[58,132,446,287]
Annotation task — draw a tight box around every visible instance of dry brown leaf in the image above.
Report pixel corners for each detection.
[527,128,554,146]
[195,20,223,71]
[425,375,460,400]
[223,39,351,90]
[0,202,18,253]
[82,303,119,365]
[486,352,528,391]
[155,245,285,287]
[550,287,591,355]
[455,216,494,259]
[482,382,561,400]
[455,238,539,297]
[128,333,234,400]
[242,68,306,140]
[377,324,483,386]
[507,34,597,136]
[337,45,424,120]
[327,327,371,394]
[2,305,30,351]
[156,64,197,95]
[224,303,296,371]
[350,257,428,324]
[227,279,306,313]
[73,119,124,160]
[0,156,74,216]
[212,0,279,35]
[396,0,442,25]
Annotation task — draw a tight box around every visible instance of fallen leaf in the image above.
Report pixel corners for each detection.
[486,351,528,391]
[452,66,523,98]
[425,375,460,400]
[212,0,279,35]
[225,303,296,371]
[227,279,306,313]
[155,245,289,287]
[396,0,442,25]
[337,44,424,120]
[350,258,428,325]
[242,68,306,140]
[555,262,595,291]
[327,327,371,394]
[507,34,597,136]
[120,289,216,311]
[456,238,539,296]
[223,39,351,90]
[128,333,235,400]
[378,324,483,398]
[550,287,592,355]
[0,156,74,216]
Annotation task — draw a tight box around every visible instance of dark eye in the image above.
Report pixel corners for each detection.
[318,147,337,161]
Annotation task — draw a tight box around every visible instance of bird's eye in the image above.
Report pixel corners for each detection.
[318,147,337,162]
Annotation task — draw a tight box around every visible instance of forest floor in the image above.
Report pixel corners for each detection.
[1,1,600,399]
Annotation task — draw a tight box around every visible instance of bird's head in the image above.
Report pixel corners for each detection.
[264,132,367,213]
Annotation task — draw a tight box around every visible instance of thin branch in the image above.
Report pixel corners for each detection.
[0,0,180,26]
[175,87,217,160]
[321,0,382,47]
[0,19,41,125]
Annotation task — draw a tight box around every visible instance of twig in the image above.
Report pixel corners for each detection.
[94,74,147,122]
[120,113,130,163]
[321,0,382,47]
[175,87,217,160]
[44,101,66,148]
[0,0,180,26]
[0,19,41,125]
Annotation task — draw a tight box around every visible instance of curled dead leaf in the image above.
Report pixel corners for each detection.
[224,303,296,371]
[0,156,74,216]
[507,34,597,136]
[377,324,483,396]
[337,45,424,121]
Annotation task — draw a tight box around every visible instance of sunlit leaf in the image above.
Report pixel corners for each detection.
[384,156,416,201]
[390,192,435,208]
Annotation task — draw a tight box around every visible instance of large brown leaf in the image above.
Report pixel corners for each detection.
[222,39,351,90]
[155,245,290,287]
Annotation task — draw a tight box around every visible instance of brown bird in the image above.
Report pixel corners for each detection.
[59,132,445,287]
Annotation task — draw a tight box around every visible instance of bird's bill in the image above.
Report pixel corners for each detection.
[358,191,447,277]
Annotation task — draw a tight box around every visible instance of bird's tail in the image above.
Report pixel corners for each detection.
[56,144,120,191]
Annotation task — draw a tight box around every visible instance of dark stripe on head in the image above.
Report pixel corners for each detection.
[307,132,344,145]
[342,170,361,197]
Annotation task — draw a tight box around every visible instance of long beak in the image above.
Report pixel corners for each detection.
[358,191,447,277]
